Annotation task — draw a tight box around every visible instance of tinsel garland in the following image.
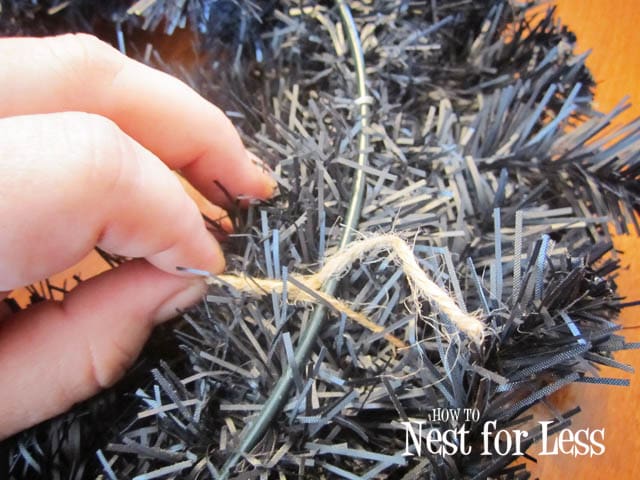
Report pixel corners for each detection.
[1,1,639,479]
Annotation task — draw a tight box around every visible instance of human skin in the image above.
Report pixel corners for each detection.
[0,34,275,439]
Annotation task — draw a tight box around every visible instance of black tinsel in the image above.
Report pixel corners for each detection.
[2,1,639,479]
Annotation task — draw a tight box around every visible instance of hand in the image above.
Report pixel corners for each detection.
[0,34,274,439]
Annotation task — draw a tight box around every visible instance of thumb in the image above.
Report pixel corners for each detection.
[0,259,206,439]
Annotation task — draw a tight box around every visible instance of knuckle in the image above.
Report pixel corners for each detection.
[63,32,118,66]
[93,336,138,389]
[81,324,138,391]
[59,297,144,391]
[212,104,238,133]
[69,112,134,195]
[44,33,125,93]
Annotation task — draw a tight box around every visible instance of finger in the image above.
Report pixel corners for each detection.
[177,174,234,235]
[0,34,276,207]
[0,112,224,290]
[0,260,207,440]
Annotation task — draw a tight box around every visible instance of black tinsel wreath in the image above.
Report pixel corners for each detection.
[2,1,639,479]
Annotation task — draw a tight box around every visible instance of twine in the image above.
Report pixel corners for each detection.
[208,234,485,346]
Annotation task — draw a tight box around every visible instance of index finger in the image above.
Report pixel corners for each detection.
[0,34,275,207]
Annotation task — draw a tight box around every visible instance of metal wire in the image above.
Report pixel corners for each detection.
[218,1,370,477]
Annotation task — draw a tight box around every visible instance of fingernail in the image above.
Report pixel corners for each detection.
[212,214,234,235]
[247,150,270,172]
[171,230,225,277]
[264,176,279,198]
[206,231,227,273]
[247,151,278,199]
[154,279,207,325]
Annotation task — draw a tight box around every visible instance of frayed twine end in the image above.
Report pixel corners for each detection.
[202,234,485,346]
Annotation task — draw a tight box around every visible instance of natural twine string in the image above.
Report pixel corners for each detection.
[208,234,485,346]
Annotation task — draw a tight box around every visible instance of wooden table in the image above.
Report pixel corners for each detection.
[525,1,640,478]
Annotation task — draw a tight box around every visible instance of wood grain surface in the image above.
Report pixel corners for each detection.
[522,1,640,479]
[6,2,640,478]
